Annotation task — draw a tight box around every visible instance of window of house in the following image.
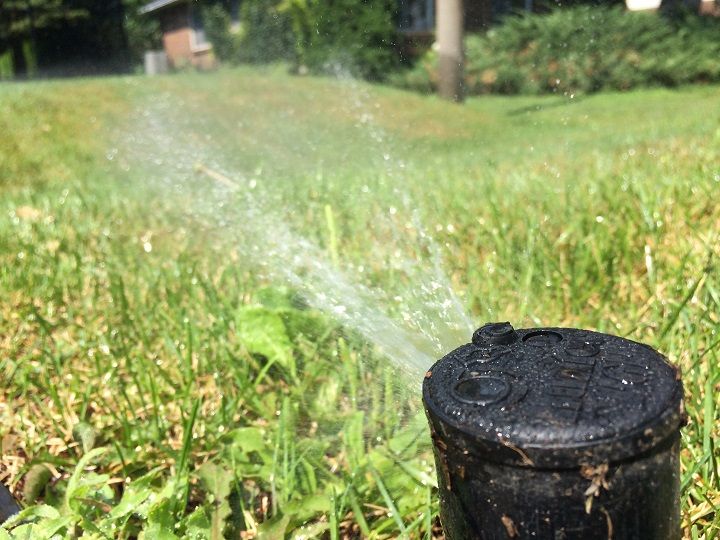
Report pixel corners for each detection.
[397,0,435,32]
[190,6,210,49]
[230,0,241,32]
[230,0,241,23]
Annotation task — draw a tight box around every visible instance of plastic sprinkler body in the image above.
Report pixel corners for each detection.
[423,323,685,540]
[0,484,19,524]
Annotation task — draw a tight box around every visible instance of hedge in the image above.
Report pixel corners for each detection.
[395,6,720,95]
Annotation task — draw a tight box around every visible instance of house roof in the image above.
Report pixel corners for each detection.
[139,0,188,14]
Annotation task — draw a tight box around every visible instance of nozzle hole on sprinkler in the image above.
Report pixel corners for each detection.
[453,376,511,405]
[522,330,563,346]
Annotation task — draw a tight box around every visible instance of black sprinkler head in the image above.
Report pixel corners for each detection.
[0,483,19,524]
[423,323,685,540]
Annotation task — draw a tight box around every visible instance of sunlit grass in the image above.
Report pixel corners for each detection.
[0,67,718,538]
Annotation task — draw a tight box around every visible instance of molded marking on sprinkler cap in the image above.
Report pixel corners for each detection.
[453,375,511,405]
[522,330,563,346]
[563,339,600,357]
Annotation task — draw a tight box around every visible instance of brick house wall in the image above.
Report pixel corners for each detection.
[159,4,192,67]
[143,0,215,70]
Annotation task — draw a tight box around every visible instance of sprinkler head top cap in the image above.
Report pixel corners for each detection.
[423,324,685,468]
[472,322,519,346]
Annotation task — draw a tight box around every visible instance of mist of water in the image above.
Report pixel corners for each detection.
[117,74,474,384]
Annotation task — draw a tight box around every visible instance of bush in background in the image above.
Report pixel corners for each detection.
[0,51,13,79]
[123,0,162,65]
[288,0,399,80]
[240,0,295,64]
[203,1,296,65]
[203,4,237,62]
[395,6,720,95]
[206,0,399,80]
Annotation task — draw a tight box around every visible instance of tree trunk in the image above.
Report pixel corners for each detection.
[437,0,464,102]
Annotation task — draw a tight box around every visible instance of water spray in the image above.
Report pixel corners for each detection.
[423,322,685,539]
[193,163,473,377]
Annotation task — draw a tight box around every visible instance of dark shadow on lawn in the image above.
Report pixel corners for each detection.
[507,97,585,117]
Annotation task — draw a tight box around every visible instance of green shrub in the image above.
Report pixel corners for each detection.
[199,0,399,80]
[302,0,399,80]
[395,6,720,95]
[202,1,294,65]
[123,0,162,64]
[239,0,295,64]
[275,0,400,80]
[203,4,242,62]
[21,40,38,77]
[0,51,13,79]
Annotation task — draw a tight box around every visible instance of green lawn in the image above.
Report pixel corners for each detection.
[1,67,719,538]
